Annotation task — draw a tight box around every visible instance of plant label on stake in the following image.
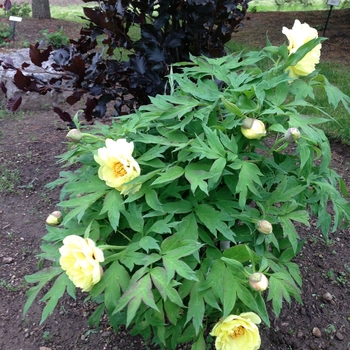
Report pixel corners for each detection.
[9,15,22,41]
[323,0,341,36]
[326,0,341,5]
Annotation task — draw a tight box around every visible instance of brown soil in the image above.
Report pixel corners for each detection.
[1,9,350,350]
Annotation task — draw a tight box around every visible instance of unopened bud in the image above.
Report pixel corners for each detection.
[241,118,266,139]
[256,220,273,234]
[249,272,269,291]
[66,129,82,143]
[285,128,300,142]
[46,211,62,226]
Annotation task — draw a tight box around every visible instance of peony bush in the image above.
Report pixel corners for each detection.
[24,20,350,349]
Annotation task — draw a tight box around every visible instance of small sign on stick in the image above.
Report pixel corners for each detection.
[9,15,22,40]
[326,0,341,5]
[323,0,341,36]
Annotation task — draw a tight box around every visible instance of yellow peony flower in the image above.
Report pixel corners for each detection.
[59,235,104,292]
[210,312,261,350]
[256,220,273,235]
[94,138,141,195]
[46,211,62,226]
[282,19,321,78]
[241,118,266,140]
[249,272,269,292]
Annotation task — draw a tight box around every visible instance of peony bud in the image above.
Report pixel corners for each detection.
[241,118,266,139]
[66,129,82,143]
[46,211,62,226]
[285,128,301,143]
[249,272,269,291]
[256,220,273,235]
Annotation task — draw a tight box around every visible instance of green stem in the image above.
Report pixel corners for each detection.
[98,244,126,251]
[81,133,105,141]
[118,230,131,242]
[261,136,286,162]
[103,251,126,264]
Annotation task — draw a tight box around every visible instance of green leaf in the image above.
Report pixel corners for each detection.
[203,125,226,157]
[59,191,106,209]
[283,210,310,226]
[322,75,350,112]
[185,163,211,195]
[139,236,160,253]
[161,238,202,259]
[221,96,245,117]
[191,330,206,350]
[254,292,270,326]
[37,243,60,261]
[161,200,193,214]
[269,271,302,315]
[60,190,108,224]
[190,135,224,160]
[100,190,124,231]
[186,279,205,334]
[61,173,108,197]
[144,187,164,212]
[163,256,198,282]
[164,299,182,325]
[121,202,144,233]
[137,144,169,163]
[88,303,105,328]
[114,274,159,326]
[281,37,324,71]
[236,161,263,208]
[146,214,176,234]
[285,262,302,287]
[290,79,314,100]
[150,267,185,307]
[222,244,258,263]
[91,260,130,315]
[265,176,307,206]
[23,280,48,318]
[219,131,238,155]
[194,204,220,236]
[152,166,185,186]
[176,213,198,241]
[279,217,299,252]
[209,158,227,189]
[236,284,266,320]
[25,267,63,284]
[40,273,70,324]
[201,261,237,318]
[266,82,289,106]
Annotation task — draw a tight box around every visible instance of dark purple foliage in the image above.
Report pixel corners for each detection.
[0,0,249,123]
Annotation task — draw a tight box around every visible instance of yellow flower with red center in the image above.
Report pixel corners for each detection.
[210,312,261,350]
[282,19,321,78]
[59,235,104,292]
[94,138,141,195]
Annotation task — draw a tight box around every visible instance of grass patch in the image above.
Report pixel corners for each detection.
[50,4,93,23]
[247,0,350,12]
[0,163,21,194]
[312,62,350,144]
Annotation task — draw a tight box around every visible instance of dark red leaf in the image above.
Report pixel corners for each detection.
[0,82,7,96]
[53,107,73,123]
[29,43,52,67]
[7,96,22,112]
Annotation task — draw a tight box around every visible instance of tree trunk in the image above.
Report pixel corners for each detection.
[32,0,51,19]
